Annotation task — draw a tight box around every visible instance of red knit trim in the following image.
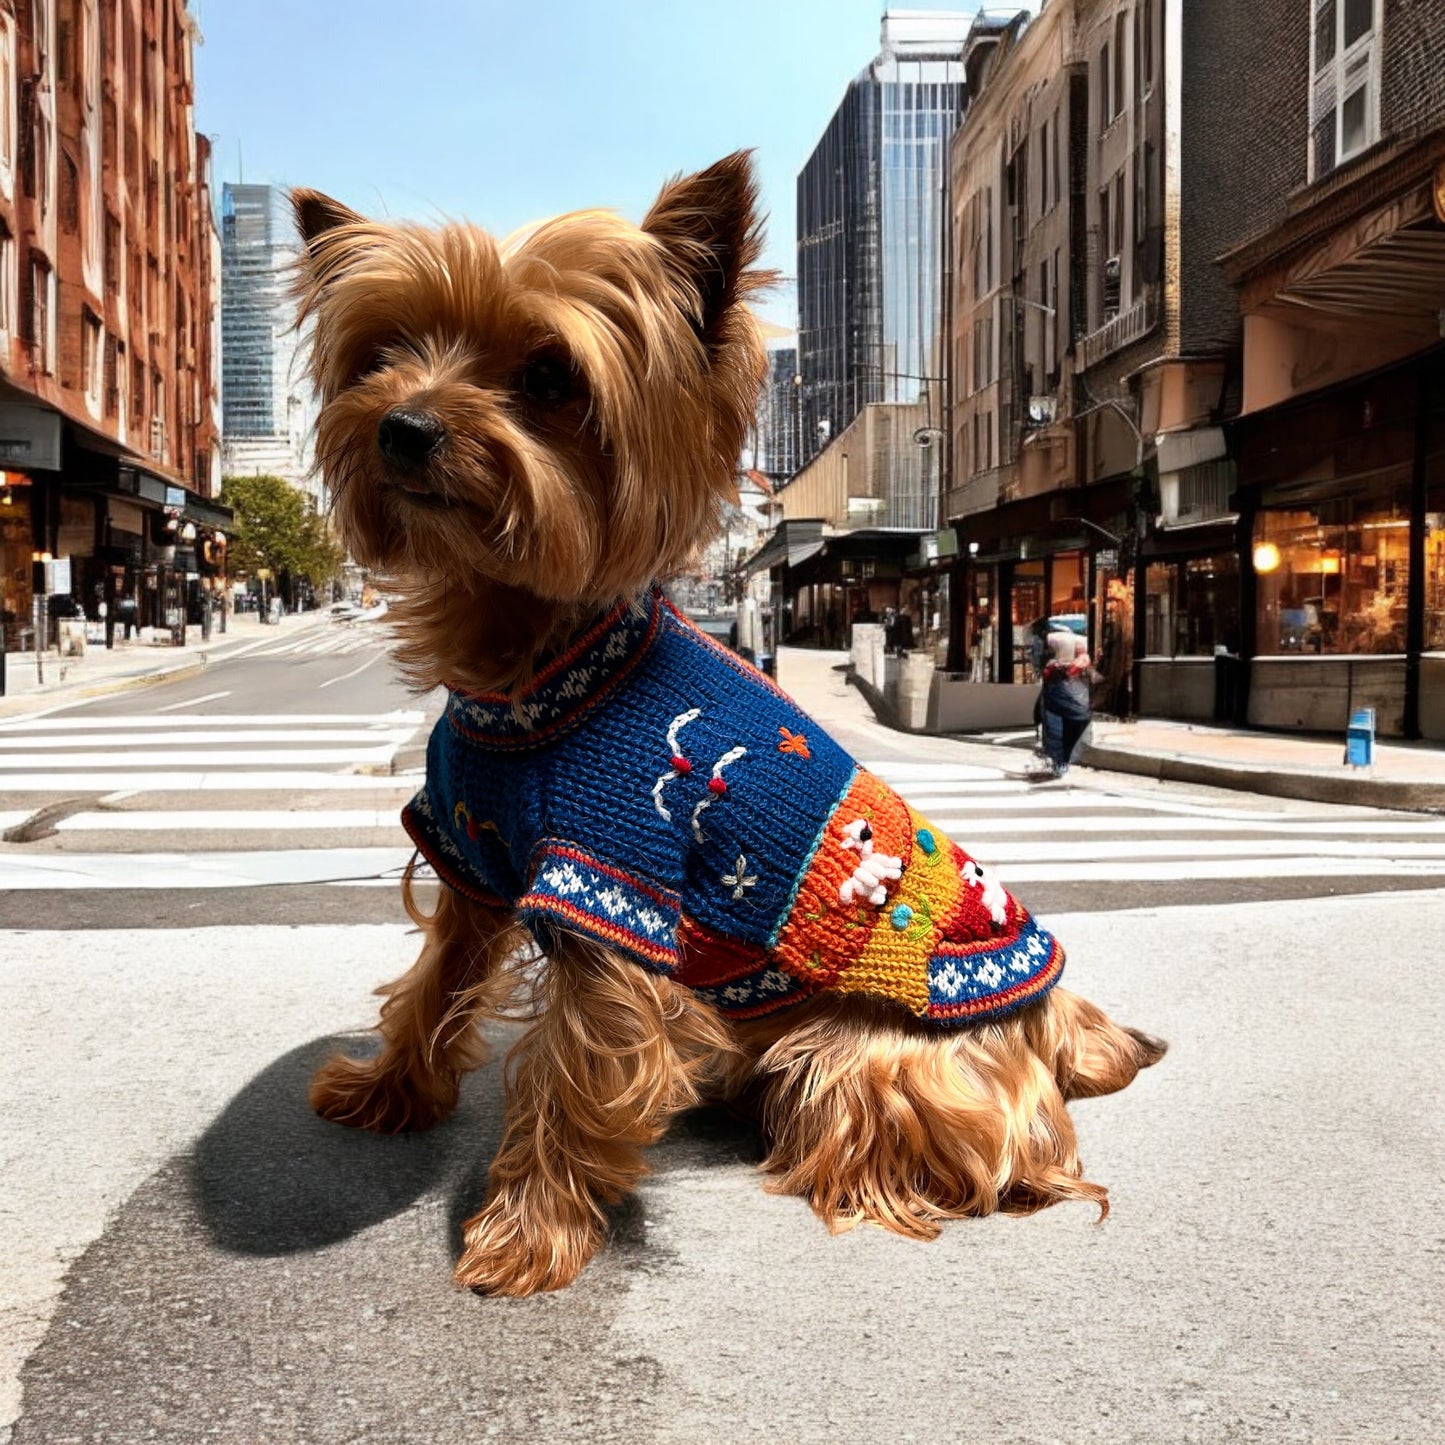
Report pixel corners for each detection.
[532,841,681,911]
[446,600,663,751]
[400,805,510,909]
[673,915,769,988]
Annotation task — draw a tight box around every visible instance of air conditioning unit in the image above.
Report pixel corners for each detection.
[1027,395,1058,426]
[1103,256,1122,320]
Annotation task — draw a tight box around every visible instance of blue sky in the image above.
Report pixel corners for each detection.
[192,1,972,328]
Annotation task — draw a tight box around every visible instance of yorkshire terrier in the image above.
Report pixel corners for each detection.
[292,152,1165,1297]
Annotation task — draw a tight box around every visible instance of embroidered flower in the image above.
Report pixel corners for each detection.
[721,854,760,901]
[890,903,914,930]
[778,727,810,759]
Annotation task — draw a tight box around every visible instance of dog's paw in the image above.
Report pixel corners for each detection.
[309,1050,459,1134]
[454,1194,601,1296]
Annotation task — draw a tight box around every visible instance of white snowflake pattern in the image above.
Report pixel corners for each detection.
[757,970,791,994]
[594,886,628,917]
[541,863,585,896]
[931,961,967,999]
[975,959,1004,989]
[634,907,666,936]
[723,984,751,1003]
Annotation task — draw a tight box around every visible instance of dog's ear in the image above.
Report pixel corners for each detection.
[642,150,765,348]
[291,189,365,254]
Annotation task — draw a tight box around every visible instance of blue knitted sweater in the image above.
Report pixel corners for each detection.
[403,588,1063,1025]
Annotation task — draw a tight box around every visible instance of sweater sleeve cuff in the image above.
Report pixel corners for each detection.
[516,839,682,974]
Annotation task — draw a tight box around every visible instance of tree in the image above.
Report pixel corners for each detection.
[220,474,345,589]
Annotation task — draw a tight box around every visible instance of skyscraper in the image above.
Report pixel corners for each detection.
[220,184,318,501]
[796,11,971,464]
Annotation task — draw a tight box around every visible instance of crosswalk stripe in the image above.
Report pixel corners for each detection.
[0,729,420,750]
[0,712,425,731]
[925,815,1445,836]
[49,809,406,831]
[0,771,421,791]
[977,838,1445,862]
[0,747,401,769]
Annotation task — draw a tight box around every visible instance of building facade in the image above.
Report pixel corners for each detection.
[1221,0,1445,739]
[219,181,318,503]
[796,10,970,466]
[754,339,802,484]
[0,0,222,663]
[943,0,1315,724]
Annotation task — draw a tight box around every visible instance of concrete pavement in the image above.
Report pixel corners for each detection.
[815,645,1445,813]
[5,897,1442,1444]
[0,608,337,717]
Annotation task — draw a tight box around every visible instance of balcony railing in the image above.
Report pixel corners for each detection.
[1079,286,1159,370]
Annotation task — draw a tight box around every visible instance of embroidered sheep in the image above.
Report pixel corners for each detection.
[961,859,1009,927]
[838,818,903,907]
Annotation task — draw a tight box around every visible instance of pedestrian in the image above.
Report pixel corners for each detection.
[117,592,137,641]
[1037,631,1096,778]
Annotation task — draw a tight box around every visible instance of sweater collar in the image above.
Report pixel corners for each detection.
[445,586,665,749]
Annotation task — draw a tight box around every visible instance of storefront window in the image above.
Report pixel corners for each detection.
[1255,491,1410,655]
[0,474,35,649]
[1049,550,1087,626]
[1145,553,1240,657]
[1011,560,1046,682]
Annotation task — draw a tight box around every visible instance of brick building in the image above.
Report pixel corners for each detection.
[941,0,1345,727]
[1221,0,1445,739]
[0,0,222,667]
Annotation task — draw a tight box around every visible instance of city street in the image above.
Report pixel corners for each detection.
[2,644,1443,1443]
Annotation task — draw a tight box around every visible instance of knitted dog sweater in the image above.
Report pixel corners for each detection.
[403,588,1064,1026]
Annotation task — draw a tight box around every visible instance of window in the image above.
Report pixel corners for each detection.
[104,211,120,290]
[1310,0,1379,177]
[1146,555,1241,658]
[0,221,10,336]
[1114,13,1127,116]
[0,14,14,187]
[1051,109,1062,210]
[82,309,102,403]
[60,150,78,232]
[1099,43,1111,130]
[1255,490,1411,655]
[24,254,54,372]
[130,354,144,429]
[104,334,119,416]
[1039,116,1050,214]
[1140,0,1155,94]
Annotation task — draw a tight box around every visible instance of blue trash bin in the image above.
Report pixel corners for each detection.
[1345,707,1375,768]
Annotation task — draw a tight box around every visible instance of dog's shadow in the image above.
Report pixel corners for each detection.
[192,1030,766,1262]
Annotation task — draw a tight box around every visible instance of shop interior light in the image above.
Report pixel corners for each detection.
[1252,541,1282,574]
[1319,551,1342,575]
[0,486,10,506]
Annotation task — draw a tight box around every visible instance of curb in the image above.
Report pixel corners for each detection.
[0,654,210,715]
[1079,743,1445,815]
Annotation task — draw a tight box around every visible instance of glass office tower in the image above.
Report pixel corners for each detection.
[796,12,970,464]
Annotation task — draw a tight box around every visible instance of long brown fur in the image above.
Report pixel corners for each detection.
[294,153,1164,1296]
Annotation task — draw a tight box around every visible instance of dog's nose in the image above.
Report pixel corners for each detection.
[377,408,446,467]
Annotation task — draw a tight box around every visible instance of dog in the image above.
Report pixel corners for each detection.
[291,152,1165,1297]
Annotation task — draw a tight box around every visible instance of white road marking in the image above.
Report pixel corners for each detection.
[318,651,386,689]
[0,771,421,791]
[0,711,424,731]
[155,691,231,712]
[861,762,1007,782]
[53,809,405,831]
[997,856,1445,883]
[0,746,400,769]
[976,838,1445,863]
[926,814,1445,836]
[0,847,413,889]
[0,728,419,750]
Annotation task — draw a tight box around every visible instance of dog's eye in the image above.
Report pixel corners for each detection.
[517,355,575,408]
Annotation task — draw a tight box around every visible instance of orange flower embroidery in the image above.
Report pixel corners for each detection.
[778,727,811,759]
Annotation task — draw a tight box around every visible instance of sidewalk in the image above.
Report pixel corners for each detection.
[0,609,335,717]
[793,646,1445,814]
[1080,717,1445,813]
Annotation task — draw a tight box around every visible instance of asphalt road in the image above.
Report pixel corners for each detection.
[3,638,1444,1442]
